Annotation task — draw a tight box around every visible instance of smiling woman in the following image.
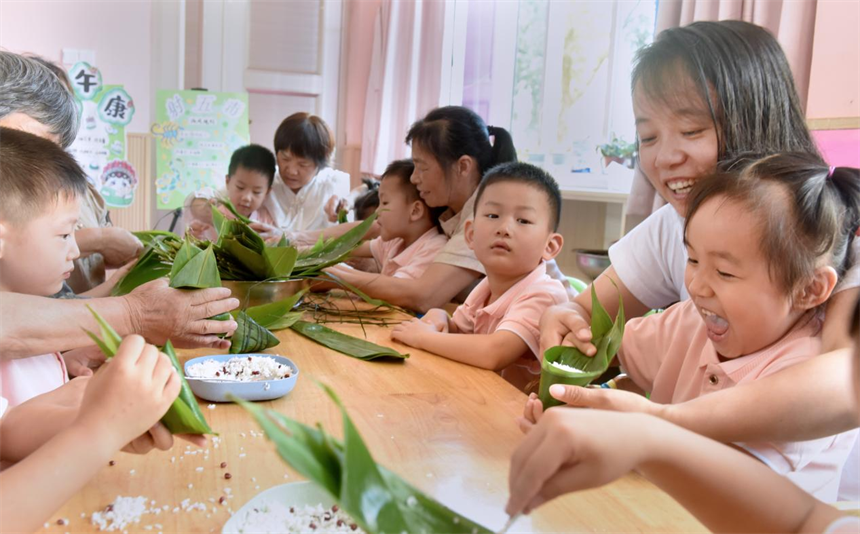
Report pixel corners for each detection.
[321,106,519,313]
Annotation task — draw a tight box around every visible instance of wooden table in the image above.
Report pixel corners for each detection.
[39,309,705,534]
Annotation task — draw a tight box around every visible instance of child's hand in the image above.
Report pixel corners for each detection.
[62,345,107,377]
[122,422,207,454]
[188,220,213,240]
[391,318,438,349]
[506,409,657,517]
[516,393,545,433]
[75,335,181,452]
[546,383,657,415]
[539,304,596,357]
[98,227,144,268]
[421,309,450,333]
[248,222,284,243]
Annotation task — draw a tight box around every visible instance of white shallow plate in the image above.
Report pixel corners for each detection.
[222,481,336,534]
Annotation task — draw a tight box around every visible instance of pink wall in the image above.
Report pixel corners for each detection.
[807,0,860,119]
[813,129,860,168]
[0,0,153,134]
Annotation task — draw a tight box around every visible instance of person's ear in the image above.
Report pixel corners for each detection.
[455,155,475,182]
[464,218,475,251]
[409,200,425,223]
[793,266,838,310]
[542,232,564,262]
[225,174,232,185]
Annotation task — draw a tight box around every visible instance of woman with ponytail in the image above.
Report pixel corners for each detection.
[327,106,557,312]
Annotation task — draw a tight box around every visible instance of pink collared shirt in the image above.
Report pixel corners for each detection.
[618,300,856,502]
[452,262,568,390]
[369,228,448,280]
[0,353,68,409]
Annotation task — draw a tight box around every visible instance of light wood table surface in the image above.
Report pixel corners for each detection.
[39,307,705,534]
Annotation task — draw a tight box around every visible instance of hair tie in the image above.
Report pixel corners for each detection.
[828,165,836,179]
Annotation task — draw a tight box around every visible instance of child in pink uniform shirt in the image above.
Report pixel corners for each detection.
[392,162,567,391]
[523,153,860,501]
[327,159,447,283]
[0,128,86,407]
[183,144,276,242]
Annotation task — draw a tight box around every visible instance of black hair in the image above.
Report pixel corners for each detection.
[0,127,88,225]
[273,112,334,169]
[228,144,276,188]
[633,21,821,164]
[380,159,418,200]
[353,181,380,221]
[405,106,517,177]
[685,152,860,297]
[474,161,562,232]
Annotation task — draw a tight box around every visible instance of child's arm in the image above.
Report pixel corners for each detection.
[323,263,483,313]
[821,287,860,352]
[0,335,180,534]
[541,347,859,443]
[506,408,842,534]
[391,319,526,370]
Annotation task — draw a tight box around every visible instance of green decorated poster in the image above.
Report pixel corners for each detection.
[67,62,138,208]
[152,90,250,209]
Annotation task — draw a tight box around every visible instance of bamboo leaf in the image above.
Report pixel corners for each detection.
[234,383,491,534]
[337,209,348,224]
[217,238,268,279]
[229,311,281,354]
[294,213,378,273]
[290,321,408,361]
[539,279,625,409]
[215,197,252,224]
[110,242,174,296]
[169,237,202,279]
[263,246,298,279]
[159,340,215,435]
[170,244,222,289]
[243,289,308,330]
[82,308,214,435]
[211,204,227,239]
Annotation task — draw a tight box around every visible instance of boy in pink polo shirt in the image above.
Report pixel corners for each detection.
[0,128,85,407]
[392,162,568,391]
[325,159,447,283]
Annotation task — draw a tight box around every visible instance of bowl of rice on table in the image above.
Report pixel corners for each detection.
[184,354,299,403]
[222,481,365,534]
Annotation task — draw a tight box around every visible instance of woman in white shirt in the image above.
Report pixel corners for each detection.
[253,112,350,234]
[537,20,860,485]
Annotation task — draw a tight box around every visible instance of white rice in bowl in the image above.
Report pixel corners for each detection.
[235,502,365,534]
[186,356,293,381]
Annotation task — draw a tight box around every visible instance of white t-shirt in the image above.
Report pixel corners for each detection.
[609,204,860,310]
[264,167,350,233]
[608,204,689,309]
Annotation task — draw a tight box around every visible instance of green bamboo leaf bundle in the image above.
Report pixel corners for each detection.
[169,240,221,289]
[215,198,252,224]
[111,234,182,296]
[290,321,408,361]
[538,281,625,409]
[230,311,281,354]
[83,306,215,435]
[292,213,378,277]
[236,384,491,534]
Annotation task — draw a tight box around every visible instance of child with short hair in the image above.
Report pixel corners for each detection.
[250,112,350,236]
[391,162,567,390]
[525,153,860,501]
[184,144,276,241]
[0,127,88,407]
[326,159,447,282]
